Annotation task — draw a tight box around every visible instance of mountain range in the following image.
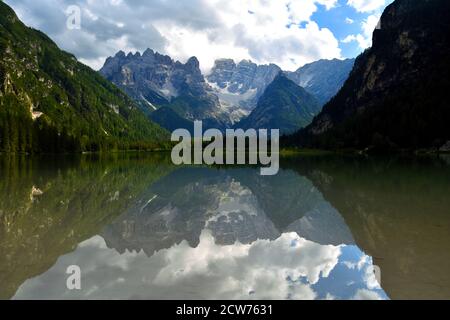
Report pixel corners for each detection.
[100,50,230,131]
[100,50,354,134]
[286,0,450,152]
[0,2,168,153]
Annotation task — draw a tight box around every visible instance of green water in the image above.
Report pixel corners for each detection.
[1,153,449,300]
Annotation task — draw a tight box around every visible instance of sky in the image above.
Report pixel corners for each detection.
[5,0,393,72]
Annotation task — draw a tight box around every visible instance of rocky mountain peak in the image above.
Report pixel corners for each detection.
[186,56,200,69]
[143,48,155,57]
[206,58,282,113]
[115,50,126,59]
[285,58,355,106]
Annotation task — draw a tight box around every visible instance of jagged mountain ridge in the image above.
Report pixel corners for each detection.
[285,58,355,106]
[100,49,354,133]
[100,49,231,130]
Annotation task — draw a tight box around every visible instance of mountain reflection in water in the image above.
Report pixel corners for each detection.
[1,154,450,300]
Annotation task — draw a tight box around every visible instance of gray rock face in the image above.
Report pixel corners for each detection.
[206,59,237,89]
[100,49,227,127]
[101,49,202,99]
[285,58,355,106]
[206,59,282,115]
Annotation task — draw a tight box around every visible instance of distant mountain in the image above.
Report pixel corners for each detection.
[286,0,450,151]
[99,52,354,134]
[206,59,281,120]
[0,2,168,153]
[238,73,321,134]
[100,49,231,130]
[285,58,355,106]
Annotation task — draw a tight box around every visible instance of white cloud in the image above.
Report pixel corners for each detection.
[347,0,386,13]
[352,288,383,300]
[363,265,382,290]
[345,17,354,24]
[15,231,342,300]
[156,0,342,72]
[341,14,381,49]
[343,254,369,270]
[5,0,342,72]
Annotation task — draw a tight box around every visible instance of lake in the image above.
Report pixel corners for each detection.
[1,153,449,300]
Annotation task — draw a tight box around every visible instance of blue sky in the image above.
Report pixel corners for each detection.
[5,0,394,72]
[312,0,393,58]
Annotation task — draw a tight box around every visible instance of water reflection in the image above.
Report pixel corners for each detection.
[286,155,450,300]
[102,167,355,256]
[1,154,450,299]
[13,231,384,300]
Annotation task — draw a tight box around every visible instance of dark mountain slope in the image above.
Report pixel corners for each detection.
[286,0,450,151]
[150,107,194,134]
[238,73,321,134]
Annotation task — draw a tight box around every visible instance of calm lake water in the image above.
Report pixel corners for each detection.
[1,153,449,300]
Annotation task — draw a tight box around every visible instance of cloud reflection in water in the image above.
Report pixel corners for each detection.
[14,230,387,300]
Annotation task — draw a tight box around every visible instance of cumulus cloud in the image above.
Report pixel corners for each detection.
[352,288,383,300]
[14,231,344,300]
[347,0,386,13]
[5,0,342,72]
[341,14,381,49]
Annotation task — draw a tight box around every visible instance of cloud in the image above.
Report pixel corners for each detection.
[341,14,380,49]
[14,231,344,300]
[347,0,386,13]
[342,254,369,270]
[5,0,342,72]
[345,17,355,24]
[352,288,383,300]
